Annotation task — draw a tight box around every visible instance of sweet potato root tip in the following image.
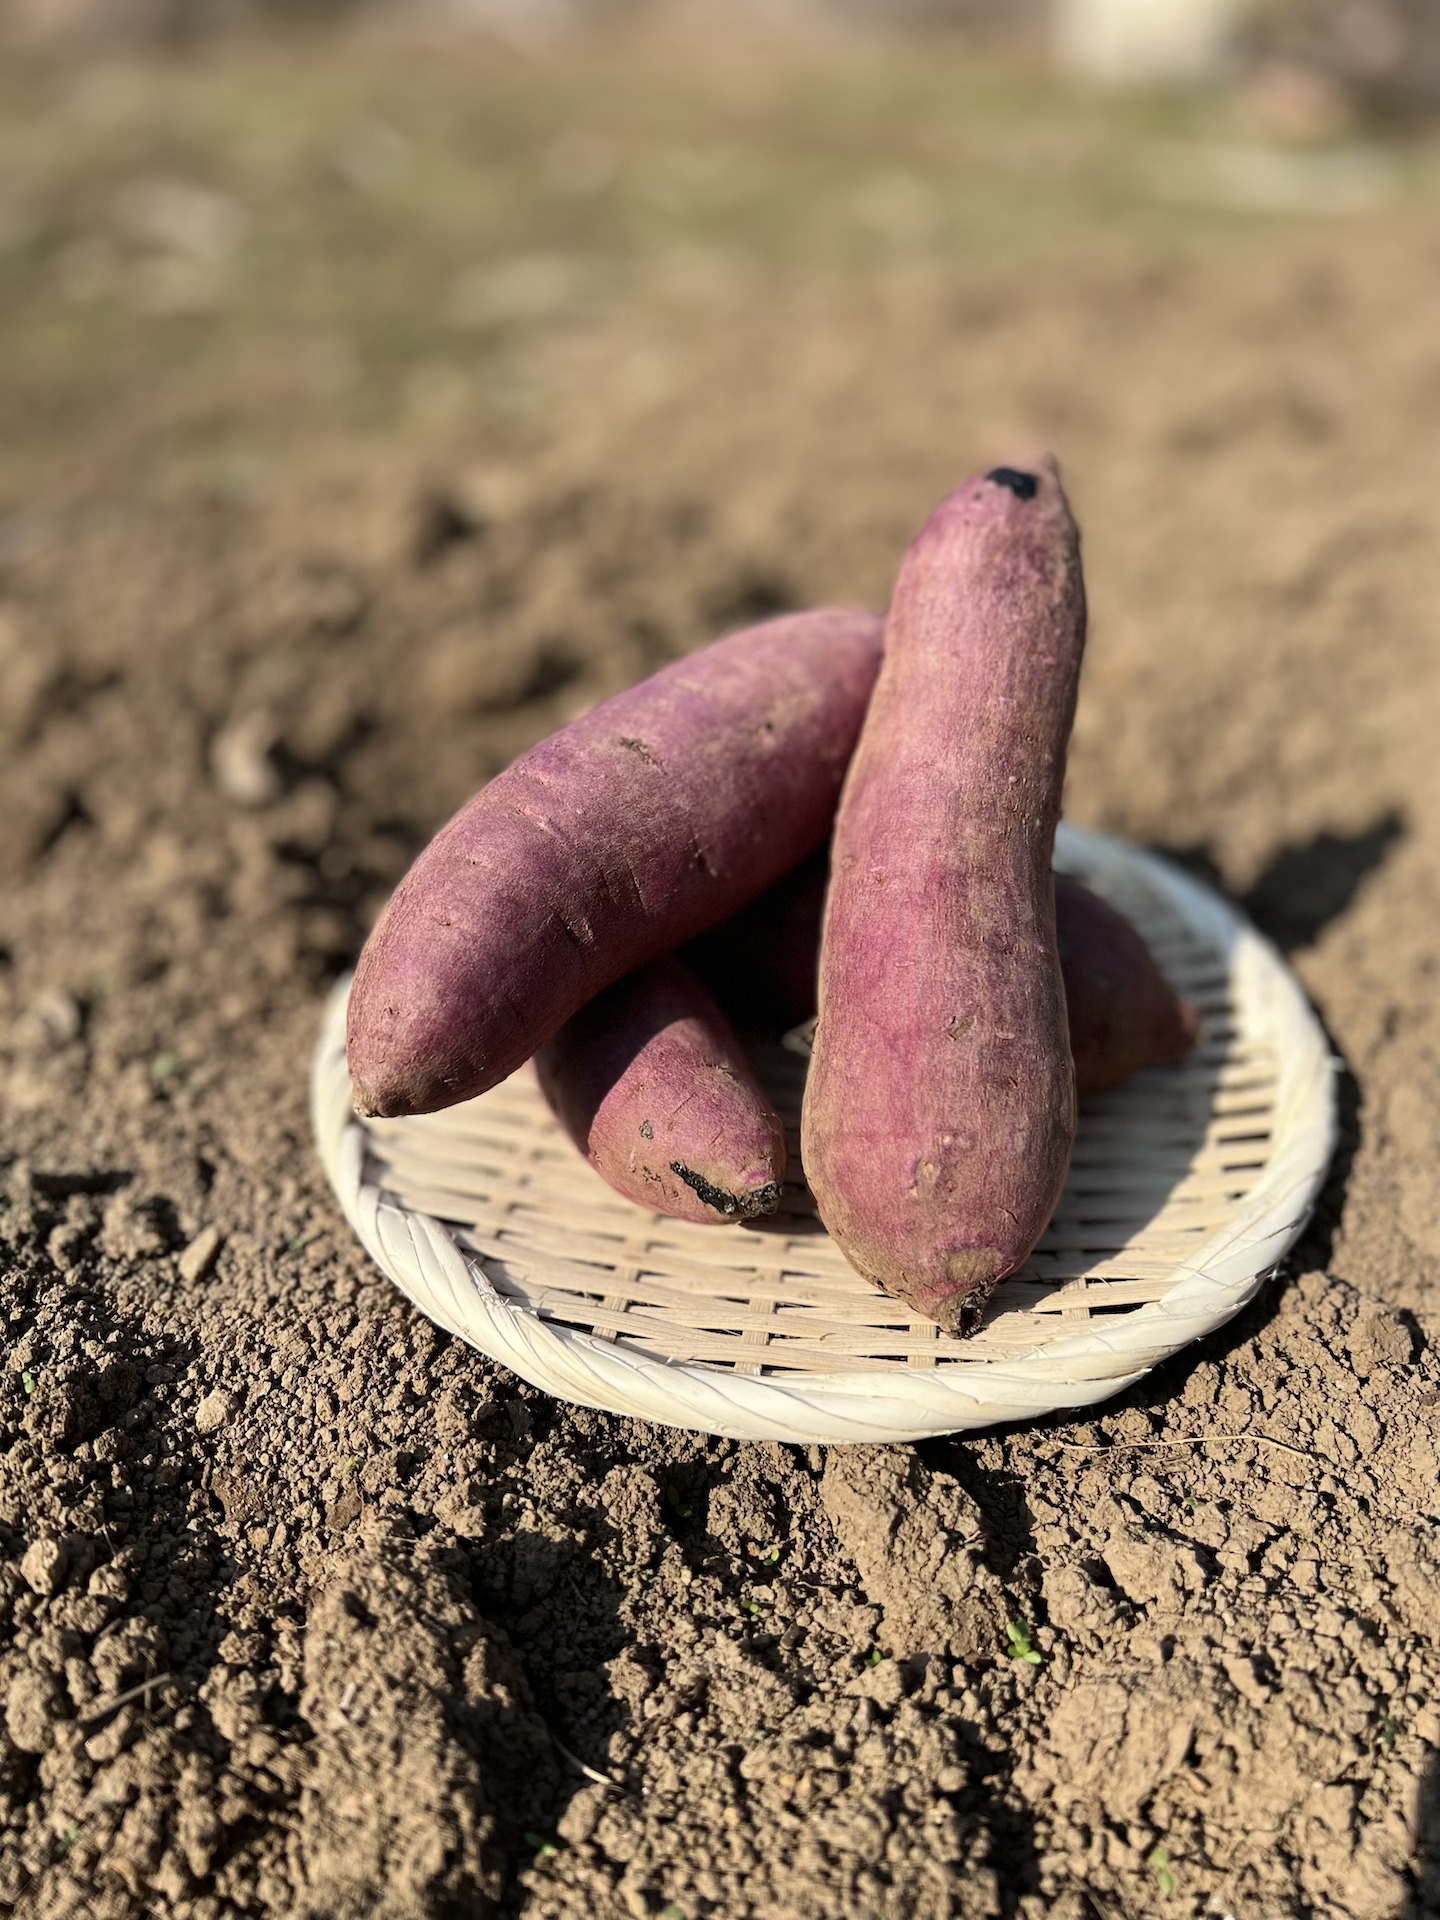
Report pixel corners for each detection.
[935,1277,1001,1337]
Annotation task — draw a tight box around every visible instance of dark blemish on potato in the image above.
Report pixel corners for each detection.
[986,467,1038,501]
[556,913,596,951]
[945,1014,976,1041]
[670,1163,781,1219]
[639,1120,653,1139]
[619,736,663,769]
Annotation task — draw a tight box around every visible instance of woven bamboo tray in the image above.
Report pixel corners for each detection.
[311,823,1337,1443]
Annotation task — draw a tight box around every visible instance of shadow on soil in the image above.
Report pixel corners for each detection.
[474,1518,634,1791]
[913,1435,1040,1586]
[894,1447,1044,1913]
[1158,810,1405,957]
[1400,1750,1440,1918]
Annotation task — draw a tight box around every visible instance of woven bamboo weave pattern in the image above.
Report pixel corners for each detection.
[311,824,1337,1442]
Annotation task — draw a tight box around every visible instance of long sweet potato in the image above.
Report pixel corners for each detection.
[801,457,1088,1332]
[689,857,1197,1094]
[347,608,885,1118]
[535,958,787,1223]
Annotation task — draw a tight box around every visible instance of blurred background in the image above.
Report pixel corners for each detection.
[3,0,1437,834]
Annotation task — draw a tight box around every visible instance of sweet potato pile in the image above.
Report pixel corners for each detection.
[347,458,1197,1332]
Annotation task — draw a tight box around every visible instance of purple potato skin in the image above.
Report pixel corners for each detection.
[690,859,1197,1096]
[535,958,787,1225]
[1055,876,1199,1095]
[801,457,1088,1333]
[682,845,831,1030]
[347,608,884,1118]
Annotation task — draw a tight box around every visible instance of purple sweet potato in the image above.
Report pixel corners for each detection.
[682,845,831,1030]
[535,958,787,1223]
[1055,876,1199,1093]
[801,457,1088,1332]
[689,856,1197,1095]
[347,608,884,1119]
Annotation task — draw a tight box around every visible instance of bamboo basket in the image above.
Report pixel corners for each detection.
[311,823,1337,1443]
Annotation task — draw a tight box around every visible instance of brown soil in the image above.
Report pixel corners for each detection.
[2,23,1439,1920]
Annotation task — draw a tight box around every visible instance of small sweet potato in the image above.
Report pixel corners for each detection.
[1055,875,1199,1093]
[689,857,1197,1095]
[347,608,884,1118]
[535,958,787,1223]
[802,457,1088,1332]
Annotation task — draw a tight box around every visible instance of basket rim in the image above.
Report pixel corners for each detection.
[311,823,1338,1442]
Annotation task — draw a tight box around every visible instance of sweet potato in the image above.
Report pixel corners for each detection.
[1055,875,1199,1093]
[347,608,885,1118]
[682,845,831,1030]
[689,856,1197,1094]
[801,457,1088,1332]
[535,958,787,1223]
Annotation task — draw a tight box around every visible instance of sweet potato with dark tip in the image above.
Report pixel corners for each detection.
[802,457,1088,1333]
[535,958,787,1223]
[689,856,1197,1094]
[347,608,885,1119]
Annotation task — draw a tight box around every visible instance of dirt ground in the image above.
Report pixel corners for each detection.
[2,19,1440,1920]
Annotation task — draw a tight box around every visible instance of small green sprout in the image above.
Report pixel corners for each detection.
[21,1371,37,1396]
[150,1052,185,1081]
[739,1598,761,1617]
[1376,1715,1398,1751]
[659,1906,687,1920]
[56,1823,80,1856]
[665,1485,692,1520]
[865,1647,889,1668]
[524,1831,560,1859]
[1149,1844,1175,1896]
[1005,1621,1043,1666]
[761,1545,781,1564]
